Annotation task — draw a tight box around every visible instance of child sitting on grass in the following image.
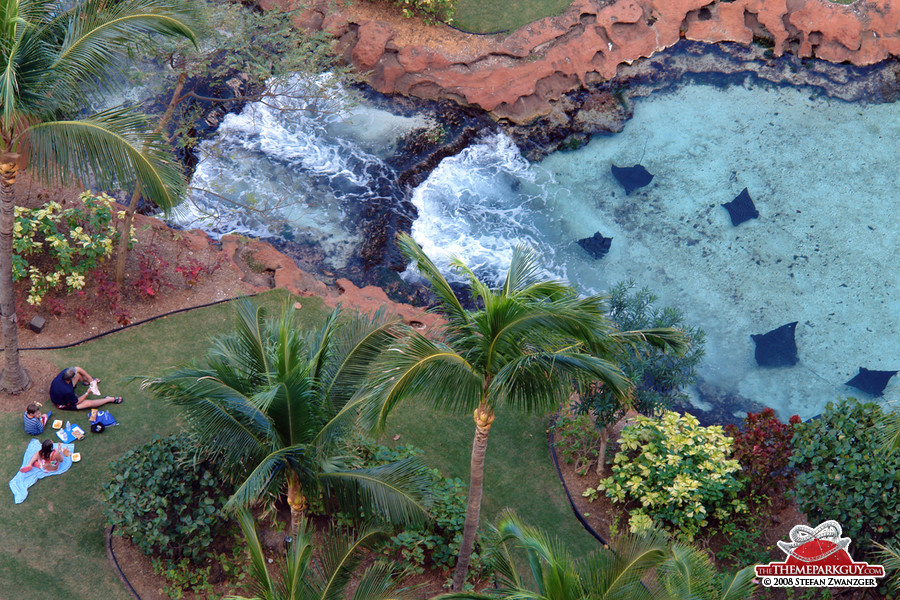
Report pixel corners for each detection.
[23,403,50,436]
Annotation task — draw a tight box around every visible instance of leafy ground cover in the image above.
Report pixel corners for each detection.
[451,0,571,33]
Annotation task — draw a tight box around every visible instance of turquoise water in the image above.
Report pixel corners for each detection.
[410,82,900,420]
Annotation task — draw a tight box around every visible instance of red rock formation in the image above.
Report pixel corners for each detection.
[219,235,442,331]
[304,0,900,123]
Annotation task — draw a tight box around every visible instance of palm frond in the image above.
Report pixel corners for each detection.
[874,541,900,594]
[25,107,186,209]
[491,352,632,412]
[355,332,483,432]
[314,525,387,600]
[478,299,621,370]
[1,0,62,127]
[350,560,406,600]
[879,409,900,454]
[223,449,289,513]
[321,307,407,411]
[231,298,274,382]
[262,377,324,450]
[612,327,690,357]
[232,508,276,598]
[305,305,341,382]
[583,531,668,600]
[494,511,580,599]
[718,566,757,600]
[320,456,432,526]
[478,518,522,589]
[447,255,493,308]
[226,509,316,600]
[140,370,274,473]
[500,245,544,296]
[658,543,717,600]
[49,0,195,100]
[397,233,470,328]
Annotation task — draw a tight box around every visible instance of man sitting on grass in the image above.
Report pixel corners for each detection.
[50,367,123,411]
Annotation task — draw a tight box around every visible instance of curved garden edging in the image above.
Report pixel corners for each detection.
[8,293,263,352]
[106,525,143,600]
[547,411,608,547]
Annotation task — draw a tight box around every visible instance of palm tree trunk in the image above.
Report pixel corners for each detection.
[114,185,140,286]
[452,404,495,591]
[286,474,308,537]
[0,156,30,393]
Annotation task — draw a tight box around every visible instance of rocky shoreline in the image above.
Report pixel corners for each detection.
[148,0,900,302]
[315,0,900,124]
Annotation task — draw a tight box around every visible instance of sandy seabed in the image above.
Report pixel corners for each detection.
[535,82,899,419]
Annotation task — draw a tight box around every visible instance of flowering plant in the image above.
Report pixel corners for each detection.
[13,192,123,306]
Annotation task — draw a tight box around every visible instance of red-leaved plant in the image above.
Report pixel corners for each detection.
[725,408,802,508]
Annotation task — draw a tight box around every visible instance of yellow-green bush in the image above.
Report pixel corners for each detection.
[591,411,746,541]
[13,191,122,305]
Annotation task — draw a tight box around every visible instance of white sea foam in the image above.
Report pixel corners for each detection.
[409,133,559,284]
[176,76,423,268]
[409,83,900,420]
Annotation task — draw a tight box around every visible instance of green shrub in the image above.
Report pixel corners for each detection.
[337,437,477,576]
[103,434,234,563]
[603,280,705,411]
[13,191,123,306]
[789,398,900,556]
[552,412,601,476]
[593,411,746,541]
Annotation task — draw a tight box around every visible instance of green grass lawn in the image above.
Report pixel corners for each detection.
[0,290,328,600]
[451,0,573,34]
[382,409,599,558]
[1,288,598,598]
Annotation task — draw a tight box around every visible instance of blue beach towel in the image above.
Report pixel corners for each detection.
[8,439,75,504]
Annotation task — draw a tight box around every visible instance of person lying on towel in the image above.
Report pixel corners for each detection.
[50,367,122,411]
[9,439,75,504]
[20,440,69,473]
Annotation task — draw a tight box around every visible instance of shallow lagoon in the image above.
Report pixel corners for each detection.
[411,82,900,420]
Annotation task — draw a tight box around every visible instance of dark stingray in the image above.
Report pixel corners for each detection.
[577,232,612,259]
[722,187,759,226]
[611,164,654,195]
[751,322,799,367]
[845,367,898,396]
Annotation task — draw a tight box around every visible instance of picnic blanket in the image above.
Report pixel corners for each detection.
[8,439,75,504]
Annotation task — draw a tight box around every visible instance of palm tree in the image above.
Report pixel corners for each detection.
[226,508,405,600]
[874,540,900,595]
[0,0,195,392]
[142,299,430,534]
[356,233,689,590]
[444,511,756,600]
